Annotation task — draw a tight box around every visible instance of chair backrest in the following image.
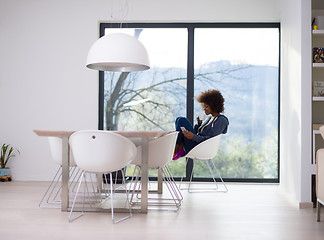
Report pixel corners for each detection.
[185,134,221,160]
[320,125,324,141]
[69,130,137,173]
[131,131,178,168]
[48,137,62,166]
[317,148,324,201]
[48,137,77,167]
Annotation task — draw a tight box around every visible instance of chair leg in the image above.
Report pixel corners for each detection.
[68,171,131,224]
[163,166,183,203]
[39,167,62,208]
[121,170,131,209]
[69,171,85,222]
[179,158,191,190]
[87,174,104,206]
[102,174,111,199]
[70,168,83,194]
[111,172,132,224]
[160,167,183,210]
[179,159,186,190]
[179,158,195,192]
[188,160,195,192]
[130,167,157,202]
[181,159,228,193]
[39,166,83,209]
[109,173,115,223]
[129,165,182,211]
[83,174,100,207]
[129,165,141,204]
[317,199,321,222]
[208,159,228,193]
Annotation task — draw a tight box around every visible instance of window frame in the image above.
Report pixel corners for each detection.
[98,22,281,183]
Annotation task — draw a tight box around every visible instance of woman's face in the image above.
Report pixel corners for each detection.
[201,103,212,115]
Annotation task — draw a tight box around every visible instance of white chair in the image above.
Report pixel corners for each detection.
[129,131,182,211]
[316,125,324,221]
[316,148,324,222]
[39,137,81,208]
[68,130,136,223]
[179,134,228,193]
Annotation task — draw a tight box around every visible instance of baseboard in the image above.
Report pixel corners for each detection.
[299,202,314,209]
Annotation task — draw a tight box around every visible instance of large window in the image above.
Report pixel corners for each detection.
[99,23,280,183]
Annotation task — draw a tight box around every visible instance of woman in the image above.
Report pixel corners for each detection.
[173,89,229,160]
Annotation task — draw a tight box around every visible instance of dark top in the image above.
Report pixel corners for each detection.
[192,114,229,143]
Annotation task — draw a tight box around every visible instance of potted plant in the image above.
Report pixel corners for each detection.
[0,143,20,177]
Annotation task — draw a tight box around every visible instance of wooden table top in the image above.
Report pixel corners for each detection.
[33,129,169,138]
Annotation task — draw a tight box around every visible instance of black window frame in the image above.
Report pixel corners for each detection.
[98,22,281,183]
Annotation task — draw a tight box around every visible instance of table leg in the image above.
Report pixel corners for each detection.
[158,170,163,194]
[61,137,70,212]
[141,138,149,213]
[313,130,316,164]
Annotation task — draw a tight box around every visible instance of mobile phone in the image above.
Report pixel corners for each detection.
[180,127,187,131]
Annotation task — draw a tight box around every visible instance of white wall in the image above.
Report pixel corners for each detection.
[300,0,313,204]
[0,0,281,181]
[279,0,313,204]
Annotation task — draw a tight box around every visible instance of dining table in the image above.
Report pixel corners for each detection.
[33,129,168,214]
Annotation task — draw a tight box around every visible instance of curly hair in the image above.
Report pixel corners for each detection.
[196,89,225,113]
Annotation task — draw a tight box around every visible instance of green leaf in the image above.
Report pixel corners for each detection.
[0,143,20,169]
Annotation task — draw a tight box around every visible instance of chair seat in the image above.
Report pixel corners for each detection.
[179,134,228,193]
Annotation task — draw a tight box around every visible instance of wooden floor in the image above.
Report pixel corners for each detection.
[1,181,324,240]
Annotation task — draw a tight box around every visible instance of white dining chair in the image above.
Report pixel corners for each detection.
[39,137,81,208]
[68,130,137,223]
[179,134,228,193]
[316,125,324,221]
[129,131,182,211]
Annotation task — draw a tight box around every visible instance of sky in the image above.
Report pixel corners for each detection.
[105,27,279,68]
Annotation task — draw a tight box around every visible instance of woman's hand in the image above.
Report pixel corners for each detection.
[197,116,202,126]
[183,130,194,140]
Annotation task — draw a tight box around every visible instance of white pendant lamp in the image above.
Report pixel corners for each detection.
[86,33,150,72]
